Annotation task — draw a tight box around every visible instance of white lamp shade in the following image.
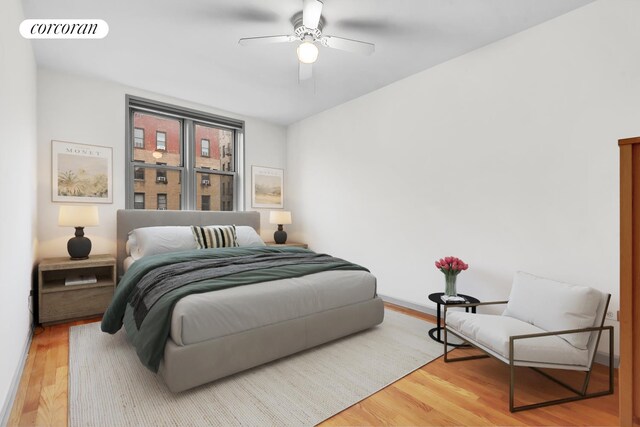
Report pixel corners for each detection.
[296,42,318,64]
[58,205,100,227]
[269,211,292,225]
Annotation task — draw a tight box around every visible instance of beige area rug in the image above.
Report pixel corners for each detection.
[69,309,442,426]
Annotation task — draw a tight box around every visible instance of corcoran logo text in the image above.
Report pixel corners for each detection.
[19,19,109,39]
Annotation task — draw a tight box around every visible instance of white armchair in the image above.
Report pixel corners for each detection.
[443,271,614,412]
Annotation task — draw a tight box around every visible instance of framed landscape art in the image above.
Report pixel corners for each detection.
[251,166,283,208]
[52,140,113,203]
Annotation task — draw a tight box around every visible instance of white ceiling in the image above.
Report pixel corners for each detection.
[23,0,593,125]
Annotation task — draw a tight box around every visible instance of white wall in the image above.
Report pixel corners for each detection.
[37,69,287,259]
[287,0,638,330]
[0,0,38,419]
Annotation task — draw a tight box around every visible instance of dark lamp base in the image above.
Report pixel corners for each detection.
[274,224,287,244]
[68,227,92,260]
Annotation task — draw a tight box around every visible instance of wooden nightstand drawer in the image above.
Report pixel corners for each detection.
[38,254,116,324]
[39,286,114,324]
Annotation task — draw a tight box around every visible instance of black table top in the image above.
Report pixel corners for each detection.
[428,292,480,305]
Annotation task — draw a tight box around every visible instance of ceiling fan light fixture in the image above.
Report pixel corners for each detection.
[297,41,318,64]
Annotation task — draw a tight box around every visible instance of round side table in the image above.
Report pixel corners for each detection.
[428,292,480,346]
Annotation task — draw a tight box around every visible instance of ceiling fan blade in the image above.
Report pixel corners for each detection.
[303,0,323,29]
[299,62,313,81]
[216,7,280,24]
[238,35,295,46]
[320,35,375,55]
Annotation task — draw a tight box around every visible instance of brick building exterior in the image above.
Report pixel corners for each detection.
[132,112,233,210]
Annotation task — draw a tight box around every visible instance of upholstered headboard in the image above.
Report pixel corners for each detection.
[116,209,261,279]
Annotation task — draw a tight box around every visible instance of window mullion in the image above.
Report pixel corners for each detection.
[184,118,194,210]
[235,129,244,211]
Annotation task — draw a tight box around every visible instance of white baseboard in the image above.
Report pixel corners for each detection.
[378,293,620,368]
[0,331,32,426]
[379,293,437,317]
[594,351,620,368]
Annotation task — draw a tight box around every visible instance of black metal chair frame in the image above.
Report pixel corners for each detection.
[443,299,614,412]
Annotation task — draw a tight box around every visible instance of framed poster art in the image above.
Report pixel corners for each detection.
[52,140,113,203]
[251,166,284,209]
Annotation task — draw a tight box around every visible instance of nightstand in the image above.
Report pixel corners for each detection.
[427,292,479,347]
[265,242,309,249]
[38,254,116,325]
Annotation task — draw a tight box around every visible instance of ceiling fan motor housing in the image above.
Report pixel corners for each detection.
[292,11,325,41]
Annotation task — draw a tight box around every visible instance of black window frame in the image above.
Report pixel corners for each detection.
[201,139,210,157]
[134,192,145,209]
[157,193,167,210]
[133,166,145,181]
[156,131,167,151]
[156,169,167,184]
[134,127,145,148]
[201,195,211,211]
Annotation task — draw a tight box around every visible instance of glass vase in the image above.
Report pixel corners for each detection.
[445,274,457,297]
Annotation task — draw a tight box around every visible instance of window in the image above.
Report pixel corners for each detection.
[134,128,144,148]
[156,164,167,183]
[127,96,243,211]
[157,194,167,210]
[201,195,210,211]
[134,193,145,209]
[201,139,210,157]
[156,131,166,151]
[134,167,145,181]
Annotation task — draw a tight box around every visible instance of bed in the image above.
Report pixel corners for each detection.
[104,209,384,392]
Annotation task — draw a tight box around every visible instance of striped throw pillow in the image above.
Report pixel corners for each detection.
[191,225,239,249]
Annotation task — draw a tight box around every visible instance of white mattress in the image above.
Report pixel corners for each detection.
[170,269,377,346]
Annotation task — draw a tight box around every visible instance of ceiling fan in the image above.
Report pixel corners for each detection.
[238,0,375,81]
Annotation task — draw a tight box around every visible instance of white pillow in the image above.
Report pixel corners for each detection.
[127,226,197,260]
[235,226,266,247]
[127,224,265,260]
[125,233,135,256]
[502,271,602,349]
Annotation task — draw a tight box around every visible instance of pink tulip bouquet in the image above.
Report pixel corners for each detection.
[435,256,469,275]
[435,256,469,298]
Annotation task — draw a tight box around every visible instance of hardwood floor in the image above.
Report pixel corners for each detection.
[8,305,619,426]
[8,317,98,427]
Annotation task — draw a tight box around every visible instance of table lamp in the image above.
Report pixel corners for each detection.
[58,205,100,260]
[269,211,292,244]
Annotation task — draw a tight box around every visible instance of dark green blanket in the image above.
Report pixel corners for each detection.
[101,246,368,372]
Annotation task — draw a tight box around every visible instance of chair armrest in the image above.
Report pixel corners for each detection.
[444,300,509,326]
[510,325,613,342]
[508,325,614,368]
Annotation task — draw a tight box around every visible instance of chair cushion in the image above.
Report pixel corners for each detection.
[446,312,588,367]
[502,272,601,349]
